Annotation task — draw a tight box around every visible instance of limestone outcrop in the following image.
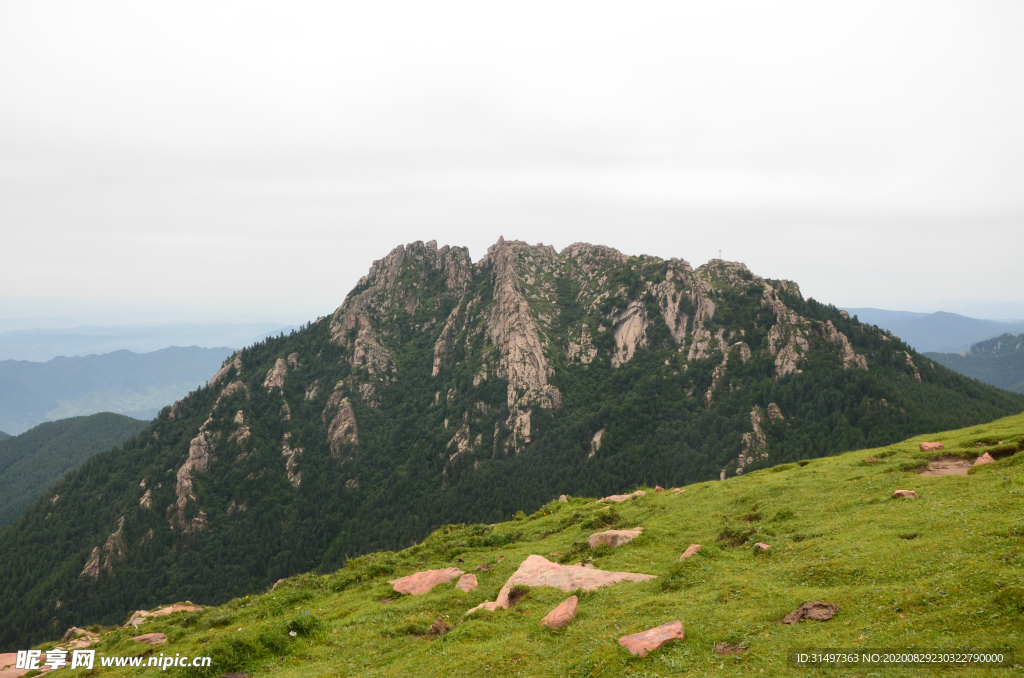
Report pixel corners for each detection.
[611,300,647,368]
[738,406,769,473]
[209,354,243,387]
[389,567,464,595]
[324,387,358,457]
[263,358,289,392]
[172,422,216,533]
[281,433,302,487]
[820,320,868,370]
[80,516,126,580]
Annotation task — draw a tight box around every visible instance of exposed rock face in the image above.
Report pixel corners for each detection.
[130,633,167,645]
[588,528,643,548]
[612,301,648,368]
[821,321,868,370]
[679,544,702,561]
[281,433,302,487]
[589,428,604,459]
[738,406,769,473]
[432,305,463,376]
[80,516,126,580]
[389,567,464,595]
[323,389,358,457]
[904,351,921,380]
[209,354,243,387]
[597,490,646,503]
[465,555,655,615]
[566,324,597,364]
[215,380,248,406]
[767,403,784,423]
[919,442,944,451]
[263,358,289,392]
[139,489,152,509]
[455,574,478,592]
[172,423,216,533]
[763,284,809,377]
[539,595,578,629]
[973,452,996,466]
[618,621,685,657]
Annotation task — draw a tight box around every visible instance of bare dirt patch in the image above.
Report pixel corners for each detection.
[918,458,971,477]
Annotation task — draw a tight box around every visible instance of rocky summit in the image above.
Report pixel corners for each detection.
[1,238,1022,649]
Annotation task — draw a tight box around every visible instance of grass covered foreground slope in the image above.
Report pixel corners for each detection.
[76,413,1024,678]
[927,333,1024,394]
[2,238,1023,651]
[0,413,149,526]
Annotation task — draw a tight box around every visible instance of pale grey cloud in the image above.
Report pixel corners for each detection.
[1,0,1022,324]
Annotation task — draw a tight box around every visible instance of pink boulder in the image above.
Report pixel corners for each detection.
[679,544,702,561]
[618,621,685,657]
[539,595,578,629]
[653,486,664,493]
[456,574,478,592]
[131,633,167,645]
[389,567,464,595]
[465,555,655,615]
[753,542,770,552]
[973,452,996,466]
[919,442,944,452]
[588,528,643,548]
[892,490,917,499]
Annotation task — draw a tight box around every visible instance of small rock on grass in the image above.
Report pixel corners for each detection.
[429,617,452,635]
[714,642,746,655]
[618,621,685,657]
[753,542,770,552]
[679,544,702,561]
[892,490,917,499]
[558,494,569,503]
[588,527,643,548]
[539,595,578,629]
[783,601,838,624]
[389,567,464,595]
[130,633,167,645]
[653,486,664,492]
[456,574,478,592]
[919,442,944,451]
[974,452,995,466]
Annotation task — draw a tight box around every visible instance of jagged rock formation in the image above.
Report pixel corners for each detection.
[6,237,1023,650]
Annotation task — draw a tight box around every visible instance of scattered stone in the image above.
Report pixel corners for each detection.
[653,486,664,493]
[390,567,464,595]
[588,527,643,548]
[456,574,478,592]
[892,490,917,499]
[124,603,205,627]
[465,555,655,615]
[131,633,168,645]
[919,442,944,452]
[61,627,92,642]
[475,563,492,572]
[597,490,646,503]
[429,617,452,635]
[379,597,394,604]
[714,642,746,655]
[679,544,702,561]
[558,494,569,503]
[863,456,879,463]
[753,542,770,552]
[783,601,838,624]
[539,595,578,629]
[974,452,996,466]
[618,621,685,657]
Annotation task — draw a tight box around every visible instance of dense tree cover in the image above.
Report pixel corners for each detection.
[0,413,149,526]
[927,333,1024,394]
[0,430,9,441]
[1,243,1022,650]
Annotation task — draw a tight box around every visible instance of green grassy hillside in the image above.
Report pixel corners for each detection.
[0,413,148,526]
[72,412,1024,677]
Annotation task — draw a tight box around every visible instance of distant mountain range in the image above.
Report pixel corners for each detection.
[0,412,148,526]
[927,333,1024,394]
[842,308,1024,353]
[0,346,235,434]
[0,323,296,362]
[0,431,9,441]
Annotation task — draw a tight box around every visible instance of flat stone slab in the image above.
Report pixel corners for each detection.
[588,527,643,548]
[679,544,702,561]
[618,621,685,656]
[389,567,464,595]
[783,601,838,624]
[892,490,917,499]
[456,574,478,592]
[597,490,646,503]
[466,555,655,615]
[131,633,168,645]
[539,595,578,629]
[920,458,971,476]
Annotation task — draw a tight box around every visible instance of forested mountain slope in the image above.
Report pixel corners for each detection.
[927,333,1024,394]
[0,413,148,526]
[1,238,1022,649]
[0,430,9,441]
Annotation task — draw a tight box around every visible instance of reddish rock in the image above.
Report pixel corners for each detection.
[466,555,655,615]
[558,494,569,503]
[919,442,944,452]
[892,490,917,499]
[753,542,770,552]
[539,595,578,629]
[679,544,702,561]
[131,633,168,645]
[783,601,838,624]
[618,621,685,657]
[389,567,464,595]
[597,490,646,503]
[973,452,996,466]
[588,527,643,548]
[456,574,478,592]
[653,486,664,493]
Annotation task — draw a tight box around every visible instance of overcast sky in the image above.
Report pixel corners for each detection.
[2,1,1023,326]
